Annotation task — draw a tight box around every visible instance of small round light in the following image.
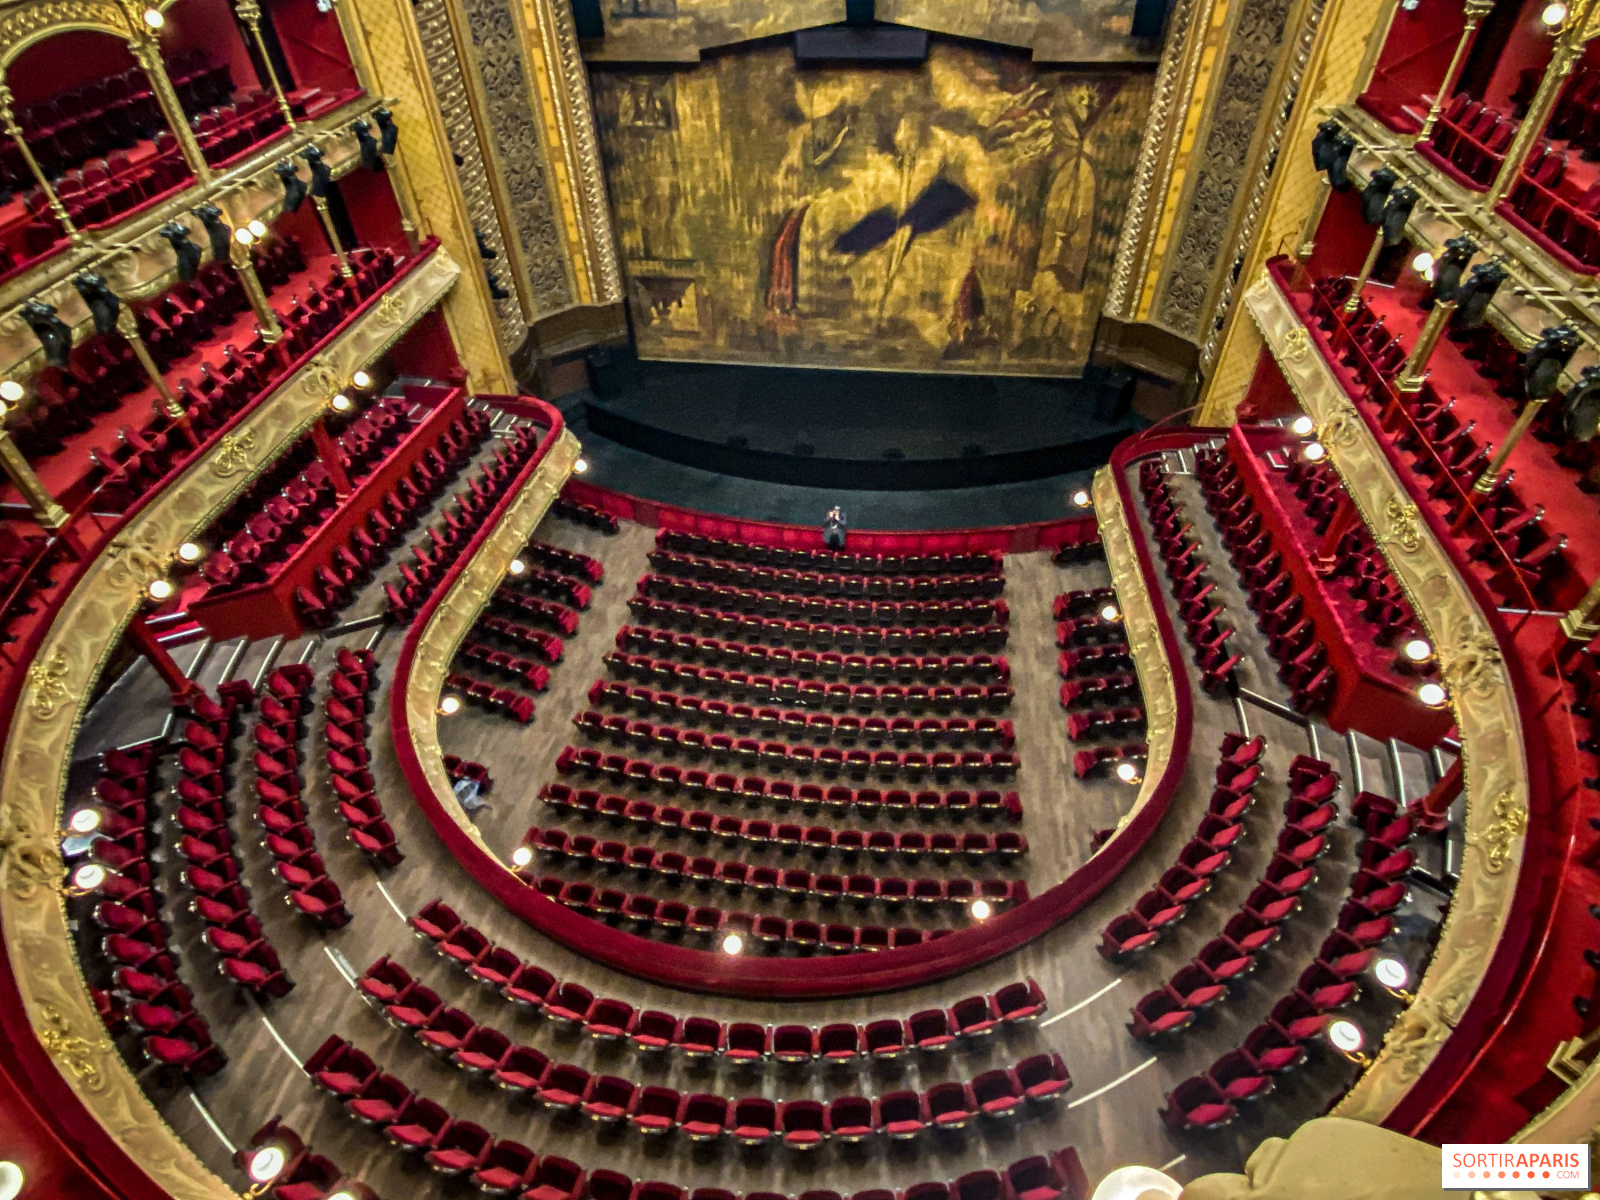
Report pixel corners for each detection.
[1412,250,1435,281]
[508,558,526,576]
[511,845,533,868]
[1089,1166,1183,1200]
[970,899,992,921]
[72,862,106,890]
[1374,956,1409,990]
[1543,0,1568,24]
[351,369,372,390]
[0,1162,23,1200]
[142,7,164,27]
[68,807,102,834]
[234,226,254,246]
[1100,604,1121,622]
[438,695,462,716]
[176,541,204,564]
[329,393,353,413]
[1115,761,1140,784]
[1290,415,1315,436]
[247,219,268,240]
[721,932,743,955]
[326,1193,355,1200]
[147,578,174,601]
[1071,489,1091,508]
[1418,681,1449,708]
[573,457,589,474]
[248,1145,287,1185]
[1403,637,1432,662]
[1327,1018,1365,1054]
[1303,441,1327,462]
[0,380,24,404]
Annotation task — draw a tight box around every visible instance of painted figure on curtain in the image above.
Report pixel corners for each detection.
[593,41,1152,376]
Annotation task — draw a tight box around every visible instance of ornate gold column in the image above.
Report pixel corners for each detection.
[311,195,355,278]
[233,0,298,129]
[1473,399,1550,492]
[1395,301,1456,391]
[122,27,213,186]
[1486,30,1587,206]
[1416,0,1495,140]
[0,85,86,248]
[228,229,283,343]
[0,425,67,529]
[1561,574,1600,640]
[114,307,185,423]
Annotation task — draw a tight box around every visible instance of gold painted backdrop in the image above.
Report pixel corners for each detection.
[593,41,1153,376]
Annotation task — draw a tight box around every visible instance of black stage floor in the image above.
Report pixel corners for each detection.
[583,355,1144,491]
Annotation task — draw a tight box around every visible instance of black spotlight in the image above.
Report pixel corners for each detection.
[275,158,307,213]
[194,204,231,261]
[1562,364,1600,441]
[373,107,398,155]
[474,228,497,260]
[158,221,202,281]
[1525,324,1581,401]
[1425,234,1477,309]
[301,145,332,197]
[1359,167,1398,226]
[72,272,120,335]
[21,299,73,368]
[1451,261,1508,330]
[1311,120,1344,172]
[353,119,384,172]
[1380,185,1419,244]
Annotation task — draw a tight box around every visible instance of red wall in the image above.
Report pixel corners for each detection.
[159,0,260,105]
[267,0,358,95]
[5,33,140,106]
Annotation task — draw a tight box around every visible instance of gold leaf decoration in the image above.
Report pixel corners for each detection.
[1439,620,1503,698]
[26,647,71,722]
[1382,496,1423,555]
[1318,401,1362,449]
[37,1003,111,1092]
[1282,324,1310,361]
[0,798,60,897]
[1471,789,1528,875]
[103,536,167,592]
[374,290,407,328]
[212,431,256,478]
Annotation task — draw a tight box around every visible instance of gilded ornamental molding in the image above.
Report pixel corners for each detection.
[0,243,460,1200]
[1244,269,1529,1122]
[1092,464,1180,837]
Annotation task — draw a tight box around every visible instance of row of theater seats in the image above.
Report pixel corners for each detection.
[1160,791,1423,1131]
[1136,458,1243,693]
[538,781,1029,860]
[647,548,1004,600]
[628,594,1008,654]
[193,92,289,166]
[638,573,1002,629]
[1127,756,1346,1041]
[1505,142,1600,269]
[552,746,1023,822]
[13,67,165,179]
[35,140,188,230]
[569,712,1020,781]
[382,418,551,622]
[603,650,1016,713]
[302,1031,1089,1200]
[445,754,495,792]
[1423,95,1515,187]
[1053,583,1146,775]
[373,928,1048,1055]
[1099,734,1267,959]
[1194,449,1338,712]
[521,824,1028,909]
[1051,524,1102,564]
[586,680,1014,748]
[530,871,961,954]
[324,649,403,867]
[1309,280,1575,605]
[445,671,536,723]
[233,1117,377,1200]
[313,1009,1063,1145]
[250,665,352,927]
[524,538,605,582]
[83,738,229,1077]
[552,494,620,533]
[614,628,1011,687]
[458,639,552,690]
[488,594,580,637]
[655,530,1004,577]
[163,683,301,1003]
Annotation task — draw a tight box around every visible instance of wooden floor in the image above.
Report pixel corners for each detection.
[64,442,1454,1200]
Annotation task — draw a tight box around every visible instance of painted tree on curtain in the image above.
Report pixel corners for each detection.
[594,40,1152,376]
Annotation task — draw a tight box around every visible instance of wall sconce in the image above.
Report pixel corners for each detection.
[1071,488,1091,507]
[1115,761,1142,785]
[67,861,107,895]
[142,7,165,28]
[1303,441,1327,462]
[147,578,175,602]
[969,899,992,921]
[244,1145,288,1199]
[1542,0,1569,27]
[721,932,743,955]
[1372,955,1415,1001]
[1326,1018,1372,1067]
[329,393,354,414]
[438,695,462,716]
[176,541,205,565]
[1418,681,1449,708]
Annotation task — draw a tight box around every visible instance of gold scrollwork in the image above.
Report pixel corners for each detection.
[1282,325,1310,361]
[37,1002,111,1092]
[103,536,167,592]
[1439,621,1504,698]
[1470,789,1528,875]
[1381,496,1424,555]
[212,431,255,478]
[26,647,71,721]
[1318,402,1362,450]
[373,290,407,328]
[1380,995,1455,1084]
[0,799,60,897]
[300,354,342,397]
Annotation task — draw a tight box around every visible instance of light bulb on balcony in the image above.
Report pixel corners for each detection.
[1327,1018,1365,1055]
[508,558,526,576]
[1412,250,1435,281]
[68,808,101,834]
[1543,0,1569,24]
[147,578,174,601]
[1089,1166,1182,1200]
[1071,488,1091,507]
[247,219,267,240]
[351,369,373,391]
[1374,956,1410,991]
[0,1163,23,1200]
[721,932,743,955]
[970,899,992,921]
[72,862,106,891]
[438,695,462,716]
[176,541,203,564]
[233,226,254,246]
[1418,681,1449,707]
[1403,637,1433,662]
[0,380,23,405]
[330,393,353,413]
[248,1146,287,1185]
[142,7,164,27]
[511,845,533,868]
[1290,415,1315,436]
[1303,441,1327,462]
[1115,761,1140,784]
[573,457,589,474]
[1100,604,1121,622]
